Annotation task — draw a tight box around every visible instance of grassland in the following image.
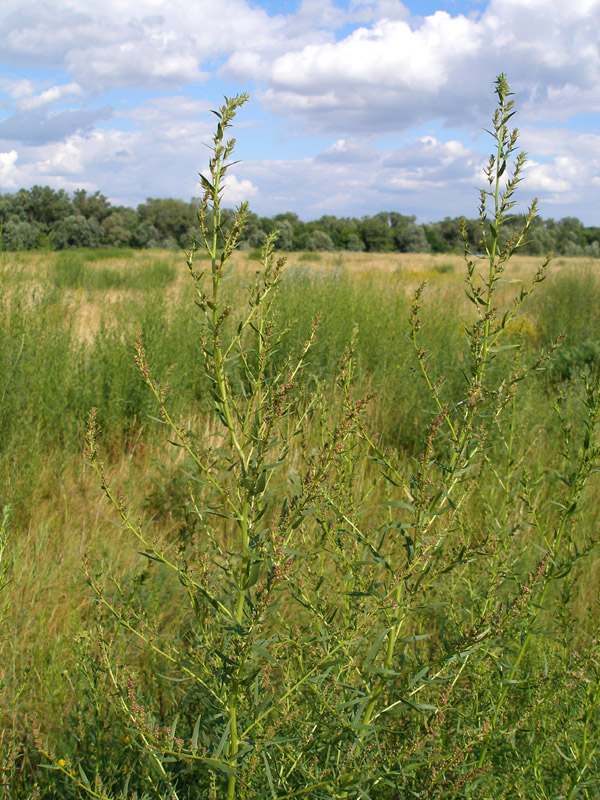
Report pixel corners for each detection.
[2,245,600,798]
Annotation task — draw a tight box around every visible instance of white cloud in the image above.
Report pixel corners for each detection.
[16,82,84,112]
[126,95,211,123]
[0,0,280,90]
[316,138,380,163]
[0,150,19,189]
[517,129,600,210]
[68,46,207,90]
[222,0,600,135]
[3,0,599,135]
[223,174,259,205]
[349,0,410,22]
[0,103,242,210]
[1,0,599,224]
[385,137,476,173]
[524,161,574,194]
[0,106,113,146]
[223,134,489,221]
[520,128,600,159]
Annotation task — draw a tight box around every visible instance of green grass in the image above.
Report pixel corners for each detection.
[49,250,176,290]
[2,244,600,800]
[298,251,323,262]
[81,247,136,261]
[3,251,600,517]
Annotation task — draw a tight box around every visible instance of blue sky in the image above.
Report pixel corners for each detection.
[1,0,599,223]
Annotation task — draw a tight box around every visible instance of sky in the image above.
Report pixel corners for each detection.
[1,0,599,224]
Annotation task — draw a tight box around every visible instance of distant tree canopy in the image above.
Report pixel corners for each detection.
[1,185,599,256]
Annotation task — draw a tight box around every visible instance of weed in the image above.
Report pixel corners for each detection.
[7,78,600,800]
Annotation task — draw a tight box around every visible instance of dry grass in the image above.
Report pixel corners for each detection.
[5,248,590,345]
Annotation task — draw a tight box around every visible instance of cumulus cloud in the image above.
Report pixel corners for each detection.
[226,123,600,222]
[224,135,488,221]
[316,138,380,163]
[0,0,280,90]
[0,103,237,210]
[1,0,599,223]
[349,0,410,23]
[223,0,600,135]
[0,106,113,146]
[127,95,210,122]
[0,150,19,189]
[0,78,84,110]
[518,128,600,210]
[16,82,84,111]
[3,0,599,134]
[223,174,259,205]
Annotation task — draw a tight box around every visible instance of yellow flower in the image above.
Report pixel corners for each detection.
[57,758,66,767]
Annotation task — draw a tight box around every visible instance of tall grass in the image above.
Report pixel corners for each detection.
[49,250,175,291]
[1,78,600,799]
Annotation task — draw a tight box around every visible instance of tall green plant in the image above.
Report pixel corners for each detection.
[75,94,373,799]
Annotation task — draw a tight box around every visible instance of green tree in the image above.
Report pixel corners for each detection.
[1,219,42,250]
[359,214,393,251]
[138,198,196,241]
[101,209,138,246]
[27,185,73,226]
[423,223,450,252]
[395,222,430,252]
[73,189,112,222]
[51,215,103,248]
[345,232,365,251]
[430,216,466,251]
[239,211,267,249]
[272,219,294,250]
[131,221,161,248]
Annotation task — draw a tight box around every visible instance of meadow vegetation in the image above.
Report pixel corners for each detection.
[1,77,600,798]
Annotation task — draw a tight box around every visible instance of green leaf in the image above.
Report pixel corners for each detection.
[488,344,520,353]
[78,764,91,787]
[169,715,179,747]
[202,756,238,776]
[553,471,572,487]
[192,714,202,751]
[363,628,390,669]
[262,753,277,798]
[386,501,415,512]
[242,559,262,589]
[409,665,430,687]
[399,632,434,643]
[251,642,278,663]
[138,551,164,564]
[254,470,267,495]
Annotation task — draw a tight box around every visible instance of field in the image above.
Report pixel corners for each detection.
[2,87,600,800]
[1,241,600,798]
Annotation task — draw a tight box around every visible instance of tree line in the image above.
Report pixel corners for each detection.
[1,185,599,256]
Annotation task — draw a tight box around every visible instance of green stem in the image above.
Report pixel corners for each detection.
[227,690,239,800]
